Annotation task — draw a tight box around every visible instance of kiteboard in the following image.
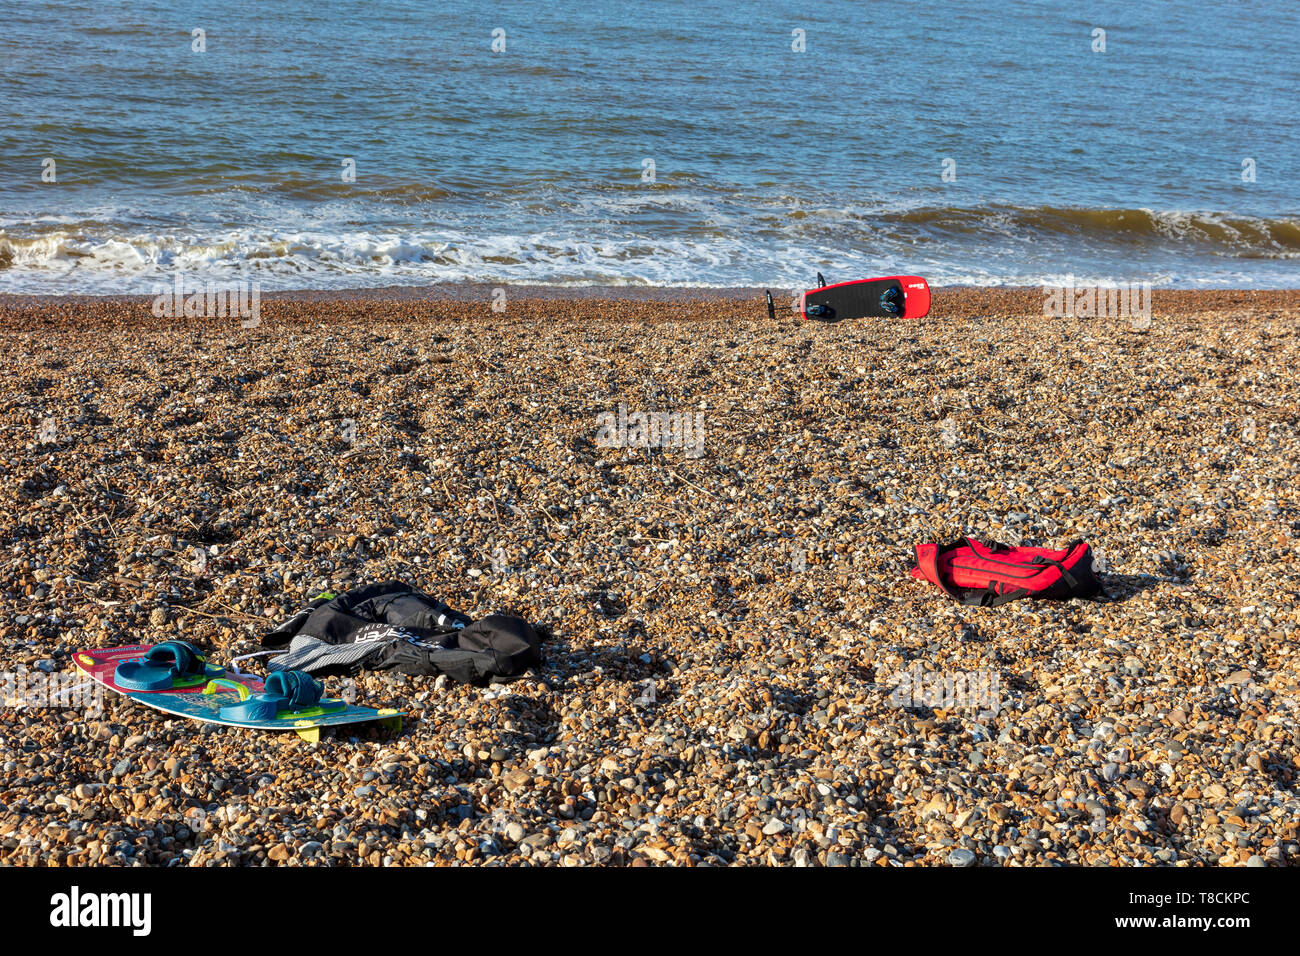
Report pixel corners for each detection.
[789,274,932,321]
[73,644,403,741]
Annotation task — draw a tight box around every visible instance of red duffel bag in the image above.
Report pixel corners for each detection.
[911,538,1106,607]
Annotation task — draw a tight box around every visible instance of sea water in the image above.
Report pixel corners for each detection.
[1,0,1297,292]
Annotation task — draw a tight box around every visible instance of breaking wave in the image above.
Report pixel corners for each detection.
[1,204,1297,293]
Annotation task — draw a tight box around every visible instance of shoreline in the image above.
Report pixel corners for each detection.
[2,286,1299,329]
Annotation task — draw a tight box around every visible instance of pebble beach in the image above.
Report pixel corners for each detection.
[1,286,1298,867]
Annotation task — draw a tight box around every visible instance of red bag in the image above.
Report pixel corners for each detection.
[911,538,1105,607]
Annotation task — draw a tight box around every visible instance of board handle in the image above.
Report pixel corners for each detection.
[202,678,251,700]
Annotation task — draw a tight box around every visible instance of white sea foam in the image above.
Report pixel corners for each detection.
[1,202,1296,294]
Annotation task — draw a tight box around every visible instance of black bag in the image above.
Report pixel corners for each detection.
[264,582,465,649]
[294,582,471,645]
[371,614,544,685]
[262,582,542,685]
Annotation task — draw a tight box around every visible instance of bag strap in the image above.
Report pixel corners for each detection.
[962,537,1020,560]
[981,586,1032,607]
[1030,555,1079,590]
